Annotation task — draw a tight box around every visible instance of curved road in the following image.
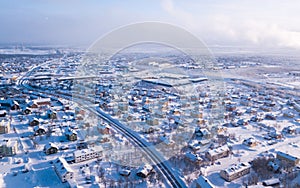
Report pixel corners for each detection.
[17,62,187,188]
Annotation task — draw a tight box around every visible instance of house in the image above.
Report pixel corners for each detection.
[276,151,299,167]
[118,102,128,112]
[264,101,276,107]
[171,109,182,117]
[265,113,276,120]
[33,98,51,106]
[53,157,74,183]
[243,137,258,147]
[220,162,251,182]
[267,161,280,172]
[193,118,206,126]
[190,95,200,101]
[0,99,13,108]
[240,99,250,106]
[75,107,85,115]
[226,104,237,111]
[250,115,263,122]
[185,152,203,164]
[196,175,214,188]
[293,103,300,112]
[142,104,152,112]
[268,131,283,139]
[75,114,83,120]
[27,101,38,108]
[11,101,20,110]
[245,108,257,115]
[0,139,18,156]
[29,117,39,126]
[190,110,203,118]
[233,110,243,116]
[259,106,272,112]
[174,117,186,126]
[195,128,211,138]
[141,124,155,134]
[146,117,159,126]
[188,139,209,150]
[47,110,57,119]
[0,110,7,117]
[262,178,280,187]
[237,119,246,126]
[282,126,296,134]
[65,129,77,141]
[154,109,165,118]
[76,142,88,150]
[44,142,58,155]
[0,119,10,134]
[206,145,230,161]
[73,146,103,163]
[122,114,133,122]
[136,164,153,178]
[212,126,227,134]
[159,135,174,146]
[23,108,32,115]
[283,111,295,118]
[33,125,46,136]
[97,125,110,135]
[181,99,191,108]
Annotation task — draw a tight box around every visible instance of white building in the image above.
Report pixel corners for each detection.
[73,146,103,163]
[220,162,251,181]
[0,119,10,134]
[205,145,230,161]
[136,164,153,178]
[0,139,18,156]
[53,157,74,183]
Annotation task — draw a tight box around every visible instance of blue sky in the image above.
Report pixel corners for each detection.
[1,0,300,48]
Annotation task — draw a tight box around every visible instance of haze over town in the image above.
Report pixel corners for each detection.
[1,1,300,188]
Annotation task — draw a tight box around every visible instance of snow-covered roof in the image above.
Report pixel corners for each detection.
[44,142,58,150]
[54,157,74,176]
[222,162,251,176]
[0,119,10,126]
[262,178,280,186]
[185,152,203,162]
[0,110,7,115]
[277,151,299,162]
[159,136,173,145]
[65,128,77,136]
[27,101,38,106]
[0,99,13,105]
[207,145,230,157]
[243,137,257,145]
[28,116,39,122]
[0,139,17,147]
[195,128,210,135]
[137,164,153,175]
[267,161,280,171]
[73,146,103,158]
[33,98,51,104]
[33,125,46,132]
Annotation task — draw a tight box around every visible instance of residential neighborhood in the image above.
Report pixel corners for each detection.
[0,44,299,188]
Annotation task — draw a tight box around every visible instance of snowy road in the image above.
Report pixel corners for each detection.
[17,62,188,188]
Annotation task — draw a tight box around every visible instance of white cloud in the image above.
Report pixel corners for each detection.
[160,0,197,29]
[160,0,300,49]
